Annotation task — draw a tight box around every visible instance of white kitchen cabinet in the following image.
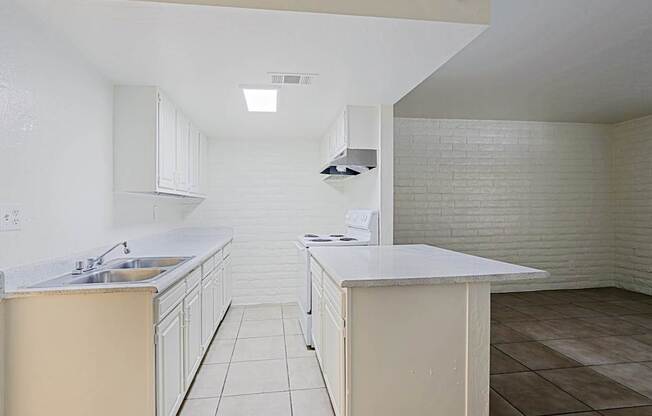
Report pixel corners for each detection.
[311,264,347,416]
[157,93,177,191]
[156,302,185,416]
[223,254,233,309]
[321,105,379,165]
[322,298,345,416]
[201,272,215,348]
[114,85,207,198]
[199,133,209,194]
[188,126,201,194]
[311,263,323,359]
[213,265,224,324]
[175,111,190,192]
[183,283,202,387]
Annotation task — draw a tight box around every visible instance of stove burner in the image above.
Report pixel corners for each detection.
[310,238,333,242]
[340,237,357,241]
[304,234,319,238]
[330,234,344,237]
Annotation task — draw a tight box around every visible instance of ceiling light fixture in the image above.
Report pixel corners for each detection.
[242,87,278,112]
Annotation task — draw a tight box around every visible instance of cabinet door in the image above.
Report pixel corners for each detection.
[322,300,345,416]
[213,266,224,326]
[156,303,184,416]
[188,126,201,194]
[311,276,322,358]
[175,111,190,191]
[157,93,177,190]
[184,285,202,386]
[223,256,232,306]
[201,276,214,348]
[333,110,347,158]
[199,133,208,194]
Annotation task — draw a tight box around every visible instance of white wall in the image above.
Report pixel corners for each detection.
[612,115,652,295]
[186,136,379,304]
[0,2,187,270]
[394,118,614,291]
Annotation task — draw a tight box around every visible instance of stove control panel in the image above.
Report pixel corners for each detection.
[345,209,378,229]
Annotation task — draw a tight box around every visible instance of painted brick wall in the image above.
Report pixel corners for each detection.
[394,118,614,291]
[612,115,652,295]
[186,137,368,304]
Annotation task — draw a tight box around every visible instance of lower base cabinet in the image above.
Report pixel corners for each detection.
[184,284,203,387]
[310,254,492,416]
[322,299,345,416]
[213,265,224,325]
[1,243,234,416]
[156,303,185,416]
[311,259,346,416]
[201,272,215,348]
[155,244,234,416]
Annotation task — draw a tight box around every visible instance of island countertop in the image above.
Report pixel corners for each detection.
[309,244,548,288]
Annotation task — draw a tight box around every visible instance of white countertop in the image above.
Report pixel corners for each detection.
[309,244,548,288]
[2,227,233,297]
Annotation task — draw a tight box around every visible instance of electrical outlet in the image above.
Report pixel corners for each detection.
[0,204,22,231]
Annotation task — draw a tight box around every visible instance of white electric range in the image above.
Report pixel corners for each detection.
[295,209,379,347]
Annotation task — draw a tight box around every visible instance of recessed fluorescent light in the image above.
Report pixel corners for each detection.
[242,87,277,112]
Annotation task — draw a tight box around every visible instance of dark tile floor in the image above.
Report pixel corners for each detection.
[490,287,652,416]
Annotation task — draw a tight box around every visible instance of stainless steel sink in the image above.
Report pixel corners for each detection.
[68,268,164,285]
[105,257,190,269]
[30,256,194,288]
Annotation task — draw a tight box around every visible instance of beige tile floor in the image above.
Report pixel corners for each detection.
[178,303,335,416]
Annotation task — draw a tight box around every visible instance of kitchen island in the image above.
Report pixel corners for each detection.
[308,244,548,416]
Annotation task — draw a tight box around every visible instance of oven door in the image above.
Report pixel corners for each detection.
[294,241,311,314]
[294,241,312,346]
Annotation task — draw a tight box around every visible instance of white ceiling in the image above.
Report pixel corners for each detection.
[19,0,486,140]
[396,0,652,124]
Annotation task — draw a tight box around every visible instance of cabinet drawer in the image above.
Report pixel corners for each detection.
[201,256,214,278]
[186,267,201,291]
[323,272,345,319]
[156,279,187,322]
[223,242,232,259]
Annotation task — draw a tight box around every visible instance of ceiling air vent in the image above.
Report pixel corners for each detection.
[269,72,317,86]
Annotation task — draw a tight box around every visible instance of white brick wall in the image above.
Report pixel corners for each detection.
[612,115,652,295]
[189,116,652,302]
[186,137,353,304]
[394,118,614,291]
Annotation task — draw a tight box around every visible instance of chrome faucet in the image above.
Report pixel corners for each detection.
[75,241,131,273]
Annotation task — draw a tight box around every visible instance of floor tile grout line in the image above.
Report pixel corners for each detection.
[282,311,294,416]
[490,386,530,416]
[213,305,244,416]
[216,386,327,401]
[491,330,652,345]
[181,307,242,408]
[494,370,596,413]
[535,366,652,409]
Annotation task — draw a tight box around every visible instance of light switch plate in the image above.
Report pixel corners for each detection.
[0,204,22,231]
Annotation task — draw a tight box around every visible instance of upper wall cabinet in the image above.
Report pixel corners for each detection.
[321,105,379,165]
[114,86,208,198]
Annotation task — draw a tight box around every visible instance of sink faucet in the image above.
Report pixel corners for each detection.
[75,241,131,273]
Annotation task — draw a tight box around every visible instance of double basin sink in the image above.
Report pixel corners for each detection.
[33,257,192,288]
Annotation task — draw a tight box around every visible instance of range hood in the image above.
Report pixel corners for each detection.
[320,149,377,180]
